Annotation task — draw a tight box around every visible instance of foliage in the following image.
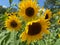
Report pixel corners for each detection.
[0,0,60,45]
[44,0,60,13]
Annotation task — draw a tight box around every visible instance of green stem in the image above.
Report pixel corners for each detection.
[13,30,16,45]
[10,30,17,45]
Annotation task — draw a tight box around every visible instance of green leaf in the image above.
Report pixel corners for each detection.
[37,40,46,45]
[54,39,60,45]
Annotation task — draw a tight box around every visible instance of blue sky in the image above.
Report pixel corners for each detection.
[0,0,45,7]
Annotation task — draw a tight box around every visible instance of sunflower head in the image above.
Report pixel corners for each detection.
[20,17,50,44]
[18,0,40,21]
[58,34,60,38]
[44,9,52,20]
[58,20,60,24]
[5,15,21,31]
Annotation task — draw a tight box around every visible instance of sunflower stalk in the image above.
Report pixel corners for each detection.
[9,0,13,7]
[44,40,48,45]
[13,30,17,45]
[10,30,17,45]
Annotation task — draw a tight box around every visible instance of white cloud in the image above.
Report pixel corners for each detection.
[2,5,7,8]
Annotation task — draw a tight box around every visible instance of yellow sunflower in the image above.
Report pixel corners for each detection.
[5,15,21,31]
[58,34,60,38]
[58,11,60,15]
[44,9,52,20]
[18,0,40,21]
[20,17,50,44]
[5,12,17,16]
[58,20,60,24]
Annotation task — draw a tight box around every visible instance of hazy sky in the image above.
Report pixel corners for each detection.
[0,0,45,7]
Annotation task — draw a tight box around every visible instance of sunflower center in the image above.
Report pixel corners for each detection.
[10,20,17,28]
[25,7,34,17]
[45,14,48,19]
[28,22,41,35]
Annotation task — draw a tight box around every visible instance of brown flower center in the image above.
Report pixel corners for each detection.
[25,7,34,17]
[45,14,48,19]
[28,22,41,35]
[10,20,17,28]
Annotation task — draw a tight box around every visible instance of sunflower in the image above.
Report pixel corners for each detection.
[58,20,60,24]
[5,15,21,31]
[5,12,17,16]
[20,17,50,44]
[44,9,52,20]
[18,0,40,21]
[58,34,60,38]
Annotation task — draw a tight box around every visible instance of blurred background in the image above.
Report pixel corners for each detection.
[0,0,60,14]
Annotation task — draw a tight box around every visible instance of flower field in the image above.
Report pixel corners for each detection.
[0,0,60,45]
